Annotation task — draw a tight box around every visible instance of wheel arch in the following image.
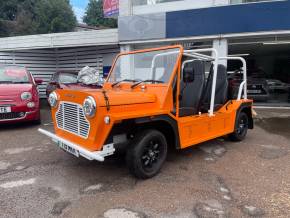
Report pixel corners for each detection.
[237,103,254,129]
[104,115,180,150]
[134,115,180,150]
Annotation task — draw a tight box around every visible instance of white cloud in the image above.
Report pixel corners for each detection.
[73,6,85,23]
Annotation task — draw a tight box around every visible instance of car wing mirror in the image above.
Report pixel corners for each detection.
[35,78,43,85]
[50,81,58,85]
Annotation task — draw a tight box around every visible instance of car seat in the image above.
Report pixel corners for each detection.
[200,64,228,112]
[179,60,205,117]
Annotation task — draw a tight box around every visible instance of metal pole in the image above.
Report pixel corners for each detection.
[128,0,133,15]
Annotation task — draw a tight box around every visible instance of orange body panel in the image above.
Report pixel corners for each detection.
[178,99,252,148]
[52,85,173,152]
[51,45,253,153]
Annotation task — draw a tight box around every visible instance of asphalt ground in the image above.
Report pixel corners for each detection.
[0,107,289,218]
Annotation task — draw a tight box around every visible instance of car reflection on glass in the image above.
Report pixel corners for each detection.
[228,69,270,102]
[266,79,290,93]
[46,71,102,97]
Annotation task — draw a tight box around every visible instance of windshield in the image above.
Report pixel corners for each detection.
[59,73,78,84]
[107,48,180,84]
[0,66,29,83]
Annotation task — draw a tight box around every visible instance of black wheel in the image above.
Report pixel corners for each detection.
[229,112,249,141]
[126,129,168,179]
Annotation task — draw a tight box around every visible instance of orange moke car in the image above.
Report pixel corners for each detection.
[39,45,253,179]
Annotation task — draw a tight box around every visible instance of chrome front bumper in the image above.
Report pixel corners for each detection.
[38,128,115,162]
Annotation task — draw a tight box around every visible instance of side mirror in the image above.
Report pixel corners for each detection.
[50,81,58,86]
[35,78,43,85]
[183,63,195,83]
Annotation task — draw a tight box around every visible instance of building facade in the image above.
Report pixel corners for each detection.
[118,0,290,106]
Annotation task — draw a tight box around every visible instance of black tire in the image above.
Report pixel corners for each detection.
[229,112,249,141]
[126,129,168,179]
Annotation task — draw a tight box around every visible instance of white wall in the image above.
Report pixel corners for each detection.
[103,53,118,66]
[119,0,133,16]
[130,0,229,15]
[213,39,228,66]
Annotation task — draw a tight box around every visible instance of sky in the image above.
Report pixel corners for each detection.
[70,0,89,22]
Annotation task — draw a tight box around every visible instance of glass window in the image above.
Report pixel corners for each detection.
[58,73,78,84]
[228,56,290,105]
[134,0,278,6]
[133,0,183,6]
[231,0,275,4]
[0,66,29,83]
[108,48,180,83]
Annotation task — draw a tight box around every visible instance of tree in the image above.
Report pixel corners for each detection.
[0,0,77,37]
[0,0,37,37]
[83,0,117,28]
[34,0,77,34]
[0,20,11,37]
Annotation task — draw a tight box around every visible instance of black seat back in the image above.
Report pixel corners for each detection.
[179,60,205,117]
[201,64,228,112]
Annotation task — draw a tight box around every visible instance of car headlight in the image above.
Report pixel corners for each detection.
[48,92,58,108]
[21,92,32,101]
[83,96,96,118]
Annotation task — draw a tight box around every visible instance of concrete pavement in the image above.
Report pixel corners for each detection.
[0,108,289,218]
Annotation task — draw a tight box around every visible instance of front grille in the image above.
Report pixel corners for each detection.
[0,112,25,121]
[56,102,90,138]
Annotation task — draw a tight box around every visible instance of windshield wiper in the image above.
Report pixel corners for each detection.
[111,79,141,88]
[0,81,13,84]
[84,82,102,87]
[131,80,164,89]
[11,81,29,84]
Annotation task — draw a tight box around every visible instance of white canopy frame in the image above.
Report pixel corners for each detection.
[183,49,248,116]
[219,57,248,101]
[184,48,218,116]
[150,48,248,117]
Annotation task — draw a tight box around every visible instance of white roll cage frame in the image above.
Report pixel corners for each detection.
[151,48,248,116]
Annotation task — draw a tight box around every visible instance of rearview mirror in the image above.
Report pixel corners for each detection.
[50,81,59,86]
[183,63,195,83]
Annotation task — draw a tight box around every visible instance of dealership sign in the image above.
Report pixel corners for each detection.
[103,0,119,17]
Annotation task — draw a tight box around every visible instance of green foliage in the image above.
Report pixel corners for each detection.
[83,0,117,28]
[0,0,77,37]
[34,0,77,34]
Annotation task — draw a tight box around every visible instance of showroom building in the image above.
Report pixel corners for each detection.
[118,0,290,106]
[1,0,290,105]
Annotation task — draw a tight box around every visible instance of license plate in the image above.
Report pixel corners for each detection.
[248,90,262,94]
[58,142,79,157]
[0,107,11,113]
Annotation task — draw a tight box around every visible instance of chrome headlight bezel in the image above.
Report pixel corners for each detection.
[48,92,58,108]
[21,92,32,101]
[83,96,96,118]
